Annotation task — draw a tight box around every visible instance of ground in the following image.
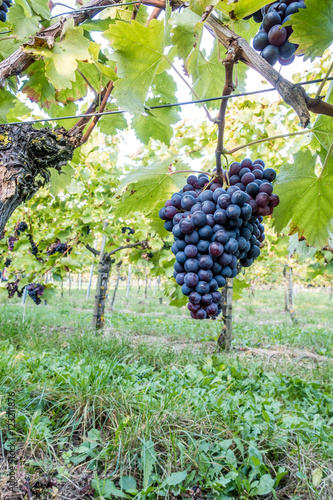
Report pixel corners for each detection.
[0,282,332,499]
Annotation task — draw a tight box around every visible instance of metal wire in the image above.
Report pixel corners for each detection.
[3,77,332,127]
[0,1,140,35]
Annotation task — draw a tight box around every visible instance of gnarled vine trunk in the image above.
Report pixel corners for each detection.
[0,124,79,234]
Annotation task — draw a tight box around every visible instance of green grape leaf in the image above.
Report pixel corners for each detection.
[23,19,90,90]
[0,89,17,123]
[209,0,269,19]
[7,3,40,41]
[286,0,333,61]
[272,150,333,247]
[49,101,78,130]
[0,38,20,63]
[29,0,50,19]
[151,71,177,103]
[132,99,180,145]
[312,80,333,151]
[50,163,75,197]
[192,42,226,109]
[114,155,187,218]
[233,277,249,301]
[98,105,128,136]
[189,0,220,17]
[104,20,166,114]
[170,9,202,61]
[22,61,56,108]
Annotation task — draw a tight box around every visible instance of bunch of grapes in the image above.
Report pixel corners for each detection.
[28,235,39,256]
[7,279,24,299]
[250,1,306,66]
[0,0,12,23]
[14,221,28,237]
[159,158,279,320]
[47,241,70,256]
[4,258,11,267]
[26,283,44,305]
[8,236,17,251]
[121,226,135,235]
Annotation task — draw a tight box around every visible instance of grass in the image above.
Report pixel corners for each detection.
[0,283,332,499]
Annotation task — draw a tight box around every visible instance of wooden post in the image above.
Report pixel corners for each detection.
[86,239,98,300]
[126,265,132,299]
[283,265,289,312]
[92,222,109,330]
[144,268,148,299]
[288,266,298,324]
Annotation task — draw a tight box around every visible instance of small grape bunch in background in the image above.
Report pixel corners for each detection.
[0,0,13,23]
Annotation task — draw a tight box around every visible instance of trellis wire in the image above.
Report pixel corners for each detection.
[0,1,144,35]
[2,76,333,127]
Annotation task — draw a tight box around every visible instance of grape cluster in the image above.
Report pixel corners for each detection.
[27,283,44,305]
[7,279,24,299]
[159,158,279,320]
[251,1,306,66]
[15,221,28,236]
[121,226,135,235]
[47,241,69,256]
[0,0,12,23]
[29,236,39,256]
[4,258,11,267]
[8,236,17,251]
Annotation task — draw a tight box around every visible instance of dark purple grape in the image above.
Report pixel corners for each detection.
[176,251,187,264]
[181,194,196,210]
[213,209,228,225]
[196,281,210,294]
[253,31,269,51]
[229,162,242,176]
[190,202,203,214]
[246,183,259,197]
[176,273,186,285]
[184,245,198,258]
[165,205,178,219]
[209,242,224,257]
[188,302,200,313]
[176,240,186,251]
[185,231,200,244]
[226,204,241,220]
[184,258,200,273]
[171,194,182,208]
[263,11,281,32]
[286,1,304,16]
[164,220,174,232]
[259,183,273,195]
[224,238,238,254]
[229,175,241,186]
[231,191,247,206]
[279,39,297,60]
[196,309,207,320]
[279,55,295,66]
[241,172,256,186]
[199,255,214,270]
[184,272,199,288]
[205,302,218,317]
[240,227,252,240]
[263,168,276,181]
[202,200,216,214]
[197,240,210,253]
[179,218,195,235]
[261,44,280,65]
[240,257,254,267]
[187,175,198,186]
[268,25,287,46]
[210,182,222,192]
[215,275,226,288]
[239,167,251,178]
[209,279,218,292]
[198,225,213,240]
[213,188,227,202]
[174,262,185,273]
[253,9,263,23]
[172,224,183,238]
[173,213,183,225]
[269,194,280,207]
[201,293,213,306]
[211,291,222,303]
[198,269,213,282]
[182,284,193,296]
[200,190,214,202]
[248,245,261,259]
[221,266,232,278]
[206,214,215,227]
[217,194,231,209]
[197,176,209,188]
[189,291,201,304]
[183,184,194,192]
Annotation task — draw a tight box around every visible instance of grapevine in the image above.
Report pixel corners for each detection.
[159,159,279,320]
[47,241,70,256]
[14,221,28,237]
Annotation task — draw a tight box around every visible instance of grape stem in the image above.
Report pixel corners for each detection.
[215,40,239,182]
[164,56,214,123]
[81,81,114,144]
[316,62,333,99]
[86,239,148,257]
[223,129,311,155]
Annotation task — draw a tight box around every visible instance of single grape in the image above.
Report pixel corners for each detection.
[198,269,213,282]
[179,218,195,235]
[209,242,224,257]
[202,200,216,215]
[263,168,277,181]
[261,44,280,65]
[198,225,213,240]
[268,25,287,46]
[189,291,201,304]
[215,275,226,288]
[199,255,214,270]
[263,11,281,32]
[196,309,207,320]
[213,209,228,225]
[184,272,199,288]
[181,194,196,210]
[211,291,222,303]
[175,273,186,285]
[184,258,200,273]
[197,239,210,253]
[196,281,210,294]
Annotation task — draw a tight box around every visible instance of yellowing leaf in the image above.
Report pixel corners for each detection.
[312,467,323,487]
[24,19,90,90]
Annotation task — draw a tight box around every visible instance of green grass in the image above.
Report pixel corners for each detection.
[0,284,332,499]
